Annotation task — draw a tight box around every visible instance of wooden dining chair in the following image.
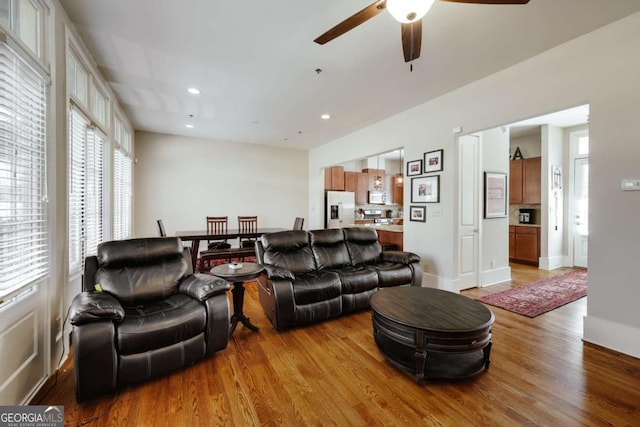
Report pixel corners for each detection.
[238,216,258,248]
[293,217,304,230]
[206,216,232,250]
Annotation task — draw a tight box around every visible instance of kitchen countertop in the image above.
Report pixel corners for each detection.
[509,223,541,227]
[364,224,403,232]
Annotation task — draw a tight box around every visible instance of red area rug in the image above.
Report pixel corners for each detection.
[476,269,587,317]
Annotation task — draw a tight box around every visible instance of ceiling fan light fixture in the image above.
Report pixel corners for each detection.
[386,0,435,24]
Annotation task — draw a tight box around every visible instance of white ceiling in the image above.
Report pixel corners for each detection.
[59,0,640,150]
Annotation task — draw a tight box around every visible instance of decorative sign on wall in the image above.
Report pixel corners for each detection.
[512,146,524,160]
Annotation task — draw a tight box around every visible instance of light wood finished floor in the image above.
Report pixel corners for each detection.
[34,264,640,426]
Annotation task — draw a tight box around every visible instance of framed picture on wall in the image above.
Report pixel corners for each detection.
[423,149,443,173]
[409,205,426,222]
[411,175,440,203]
[484,172,508,218]
[406,159,422,176]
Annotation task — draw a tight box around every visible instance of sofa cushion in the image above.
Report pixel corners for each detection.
[344,227,383,265]
[292,271,342,305]
[332,265,378,295]
[261,230,316,273]
[371,262,414,287]
[117,293,206,355]
[311,229,351,270]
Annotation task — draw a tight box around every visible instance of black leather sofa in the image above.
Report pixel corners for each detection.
[69,237,231,402]
[255,227,422,330]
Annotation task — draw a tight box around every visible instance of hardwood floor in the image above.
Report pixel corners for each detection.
[34,264,640,426]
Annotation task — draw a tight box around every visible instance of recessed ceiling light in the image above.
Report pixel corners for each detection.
[185,124,194,128]
[187,88,200,95]
[321,114,331,120]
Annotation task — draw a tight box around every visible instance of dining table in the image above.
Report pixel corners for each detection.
[175,227,286,271]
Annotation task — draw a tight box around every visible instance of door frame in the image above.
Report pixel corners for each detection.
[568,128,589,267]
[454,133,482,291]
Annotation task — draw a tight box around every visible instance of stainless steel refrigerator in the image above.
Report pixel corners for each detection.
[325,191,355,228]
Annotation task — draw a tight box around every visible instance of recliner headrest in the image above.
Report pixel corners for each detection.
[97,237,184,268]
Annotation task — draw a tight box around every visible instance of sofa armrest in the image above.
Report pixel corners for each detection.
[381,250,420,264]
[263,264,295,281]
[70,292,125,326]
[179,274,230,301]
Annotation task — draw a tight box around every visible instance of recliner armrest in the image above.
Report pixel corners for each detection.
[179,274,230,301]
[263,264,295,281]
[70,292,125,326]
[381,250,420,264]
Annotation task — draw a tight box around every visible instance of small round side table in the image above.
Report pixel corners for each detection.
[211,262,264,335]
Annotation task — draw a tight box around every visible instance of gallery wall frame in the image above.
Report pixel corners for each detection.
[424,149,443,173]
[484,172,507,218]
[406,159,422,176]
[409,205,426,222]
[411,175,440,203]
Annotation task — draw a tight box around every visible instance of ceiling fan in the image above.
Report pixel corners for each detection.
[314,0,530,63]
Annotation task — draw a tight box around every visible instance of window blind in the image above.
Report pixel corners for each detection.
[68,107,103,276]
[113,148,131,240]
[0,41,48,294]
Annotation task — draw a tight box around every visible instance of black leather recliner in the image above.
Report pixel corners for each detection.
[255,227,422,330]
[69,237,231,402]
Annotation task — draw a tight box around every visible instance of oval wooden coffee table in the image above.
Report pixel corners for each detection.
[370,286,494,385]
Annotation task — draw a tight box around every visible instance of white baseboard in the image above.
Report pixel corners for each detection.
[481,266,511,287]
[538,256,567,270]
[583,315,640,359]
[422,272,455,292]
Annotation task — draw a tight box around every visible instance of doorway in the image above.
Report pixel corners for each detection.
[570,129,589,267]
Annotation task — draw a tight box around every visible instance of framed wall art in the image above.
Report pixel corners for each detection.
[409,205,426,222]
[423,149,443,173]
[484,172,507,218]
[411,175,439,203]
[406,159,422,176]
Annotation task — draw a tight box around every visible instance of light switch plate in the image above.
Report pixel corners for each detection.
[621,179,640,191]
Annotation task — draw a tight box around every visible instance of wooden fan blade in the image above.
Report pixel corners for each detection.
[314,0,387,45]
[439,0,529,4]
[401,20,422,63]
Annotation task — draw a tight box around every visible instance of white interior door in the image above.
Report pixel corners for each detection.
[573,157,589,267]
[457,134,480,291]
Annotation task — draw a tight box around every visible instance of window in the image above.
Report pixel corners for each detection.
[112,116,131,240]
[0,39,48,295]
[0,0,44,59]
[68,107,104,276]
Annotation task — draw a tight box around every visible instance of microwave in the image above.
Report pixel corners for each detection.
[368,191,387,204]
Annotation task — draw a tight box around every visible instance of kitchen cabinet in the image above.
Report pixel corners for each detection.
[391,176,404,205]
[509,157,541,204]
[356,172,369,205]
[324,166,345,191]
[362,168,385,191]
[344,171,357,193]
[509,225,539,265]
[376,229,403,251]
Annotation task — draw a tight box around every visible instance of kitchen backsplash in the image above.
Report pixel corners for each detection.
[355,204,403,219]
[509,204,541,225]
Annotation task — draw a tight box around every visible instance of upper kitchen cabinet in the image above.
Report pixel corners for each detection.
[356,172,369,205]
[362,168,385,191]
[509,157,541,204]
[324,166,345,191]
[344,171,357,193]
[392,176,404,205]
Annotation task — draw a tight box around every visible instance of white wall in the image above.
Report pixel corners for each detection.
[510,133,541,158]
[133,131,308,237]
[481,127,510,286]
[540,125,565,269]
[309,12,640,358]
